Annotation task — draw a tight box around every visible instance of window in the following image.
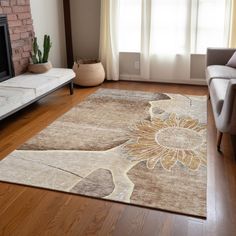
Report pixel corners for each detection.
[119,0,231,54]
[119,0,142,52]
[150,0,189,54]
[193,0,230,53]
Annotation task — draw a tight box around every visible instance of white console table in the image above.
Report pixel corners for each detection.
[0,68,75,120]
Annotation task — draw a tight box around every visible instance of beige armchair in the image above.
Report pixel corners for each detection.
[206,48,236,151]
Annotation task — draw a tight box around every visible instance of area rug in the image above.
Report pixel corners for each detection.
[0,88,207,217]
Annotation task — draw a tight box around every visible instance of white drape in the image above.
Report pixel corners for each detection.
[101,0,230,82]
[140,0,191,82]
[140,0,151,80]
[99,0,120,81]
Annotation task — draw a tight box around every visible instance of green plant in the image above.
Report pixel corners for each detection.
[31,35,52,64]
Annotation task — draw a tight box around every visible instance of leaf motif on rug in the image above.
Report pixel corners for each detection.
[70,168,115,198]
[149,93,207,124]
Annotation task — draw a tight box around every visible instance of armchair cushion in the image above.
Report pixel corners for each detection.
[206,65,236,85]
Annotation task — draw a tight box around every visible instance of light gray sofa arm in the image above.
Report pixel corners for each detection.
[217,79,236,134]
[206,48,236,67]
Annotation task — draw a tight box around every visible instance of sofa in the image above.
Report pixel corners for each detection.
[0,68,75,120]
[206,48,236,151]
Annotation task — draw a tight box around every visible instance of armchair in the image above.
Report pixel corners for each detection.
[206,48,236,151]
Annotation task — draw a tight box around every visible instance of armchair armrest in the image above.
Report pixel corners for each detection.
[218,79,236,134]
[206,48,236,67]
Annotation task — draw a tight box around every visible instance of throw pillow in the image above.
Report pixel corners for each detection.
[226,51,236,68]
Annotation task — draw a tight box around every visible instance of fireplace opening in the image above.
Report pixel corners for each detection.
[0,15,14,82]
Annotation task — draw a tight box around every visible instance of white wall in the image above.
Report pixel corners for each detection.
[30,0,67,67]
[70,0,101,60]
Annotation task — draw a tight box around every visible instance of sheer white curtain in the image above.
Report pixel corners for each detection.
[140,0,151,80]
[101,0,231,82]
[147,0,230,81]
[193,0,231,53]
[119,0,191,81]
[119,0,231,82]
[99,0,119,81]
[147,0,191,81]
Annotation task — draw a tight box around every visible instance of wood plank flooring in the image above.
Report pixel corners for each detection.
[0,81,235,236]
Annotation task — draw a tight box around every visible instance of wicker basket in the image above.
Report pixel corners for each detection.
[73,60,105,87]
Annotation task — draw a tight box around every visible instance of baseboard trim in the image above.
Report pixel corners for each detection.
[119,74,207,86]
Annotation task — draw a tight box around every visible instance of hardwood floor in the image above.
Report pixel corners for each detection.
[0,81,235,236]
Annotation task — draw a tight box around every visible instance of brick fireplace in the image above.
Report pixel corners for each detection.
[0,0,34,76]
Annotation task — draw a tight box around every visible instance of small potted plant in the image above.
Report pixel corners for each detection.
[28,35,52,74]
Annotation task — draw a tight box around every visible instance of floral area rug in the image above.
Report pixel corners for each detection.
[0,88,207,217]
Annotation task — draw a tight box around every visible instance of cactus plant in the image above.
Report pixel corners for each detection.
[38,49,43,63]
[31,37,39,64]
[31,35,52,64]
[42,35,52,63]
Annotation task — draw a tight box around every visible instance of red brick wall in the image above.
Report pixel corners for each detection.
[0,0,34,75]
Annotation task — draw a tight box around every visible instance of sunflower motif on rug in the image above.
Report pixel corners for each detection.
[124,113,207,171]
